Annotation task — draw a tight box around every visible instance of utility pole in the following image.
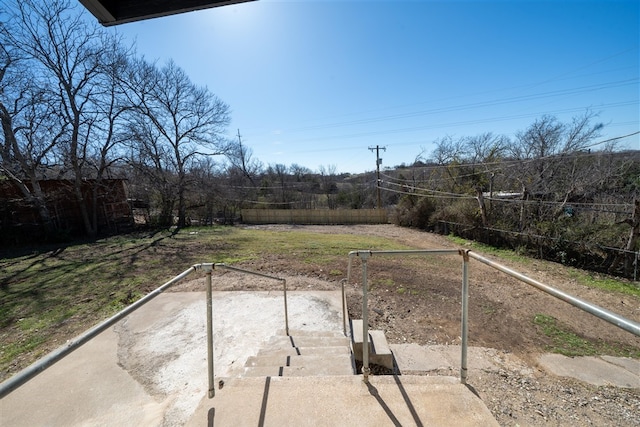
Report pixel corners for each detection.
[237,129,246,171]
[369,145,386,209]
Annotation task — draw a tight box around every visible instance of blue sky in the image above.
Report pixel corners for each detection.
[107,0,639,174]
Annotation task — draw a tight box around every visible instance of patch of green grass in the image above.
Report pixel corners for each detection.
[482,305,497,316]
[0,334,47,367]
[533,314,640,358]
[0,225,411,379]
[447,234,640,297]
[446,234,529,264]
[379,278,395,287]
[568,270,640,297]
[239,229,409,264]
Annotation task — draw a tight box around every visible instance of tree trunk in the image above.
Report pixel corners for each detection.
[476,187,488,227]
[73,176,96,239]
[177,187,187,228]
[30,178,55,234]
[624,199,640,276]
[608,199,639,276]
[519,186,528,232]
[0,168,55,235]
[1,108,55,234]
[91,182,101,237]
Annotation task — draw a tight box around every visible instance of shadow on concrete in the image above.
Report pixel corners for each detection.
[258,376,272,427]
[365,375,426,427]
[393,375,424,427]
[465,382,481,399]
[366,381,402,426]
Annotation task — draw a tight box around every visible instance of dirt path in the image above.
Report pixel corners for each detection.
[229,224,640,426]
[240,224,638,359]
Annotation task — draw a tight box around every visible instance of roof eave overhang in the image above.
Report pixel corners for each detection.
[78,0,256,26]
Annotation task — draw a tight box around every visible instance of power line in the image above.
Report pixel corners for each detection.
[379,180,633,213]
[291,101,638,144]
[376,132,639,187]
[283,79,638,134]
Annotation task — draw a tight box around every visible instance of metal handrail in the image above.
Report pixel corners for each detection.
[0,265,199,399]
[204,263,287,398]
[467,251,640,336]
[0,263,289,400]
[4,250,636,399]
[213,263,289,335]
[346,249,462,383]
[345,248,640,385]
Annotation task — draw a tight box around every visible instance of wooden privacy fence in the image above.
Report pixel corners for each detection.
[241,209,388,225]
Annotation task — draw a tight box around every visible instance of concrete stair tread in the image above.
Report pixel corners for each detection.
[245,329,354,378]
[256,346,351,357]
[185,375,500,426]
[245,354,352,368]
[275,329,346,338]
[243,362,354,377]
[267,335,349,348]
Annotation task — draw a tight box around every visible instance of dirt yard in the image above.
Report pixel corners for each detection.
[176,224,640,427]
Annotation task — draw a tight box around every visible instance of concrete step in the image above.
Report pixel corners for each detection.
[185,375,500,426]
[243,360,354,377]
[276,329,346,338]
[245,354,352,368]
[350,319,394,370]
[266,335,350,348]
[243,330,355,378]
[256,345,351,358]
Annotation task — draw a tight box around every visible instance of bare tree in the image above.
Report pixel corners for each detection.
[126,59,231,228]
[3,0,132,238]
[463,133,509,226]
[506,111,603,231]
[225,131,262,188]
[269,163,290,206]
[431,135,466,165]
[0,38,63,233]
[428,132,510,226]
[222,134,263,219]
[289,163,312,182]
[318,164,338,209]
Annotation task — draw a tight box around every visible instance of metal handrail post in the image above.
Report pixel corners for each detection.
[203,264,215,399]
[0,265,199,399]
[282,278,289,336]
[360,252,371,383]
[344,254,355,336]
[460,250,470,385]
[341,279,347,336]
